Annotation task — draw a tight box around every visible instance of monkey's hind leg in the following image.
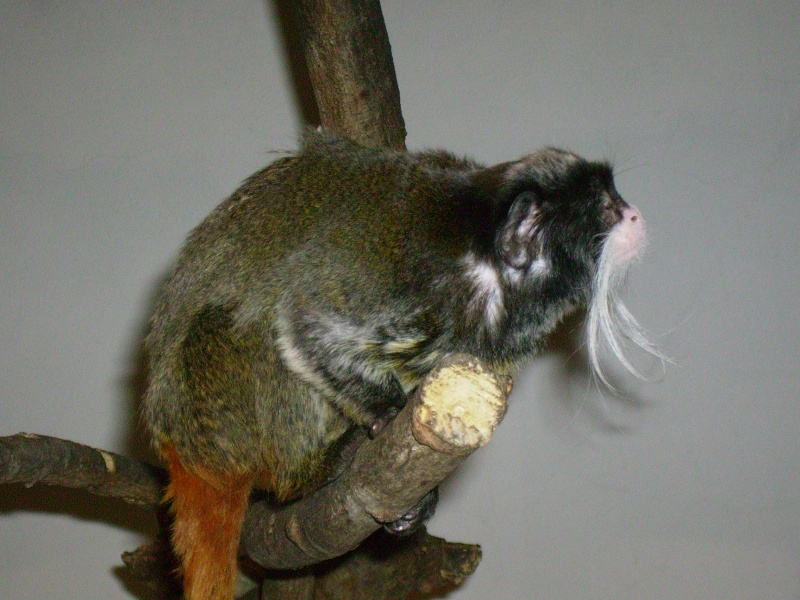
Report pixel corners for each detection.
[163,444,254,600]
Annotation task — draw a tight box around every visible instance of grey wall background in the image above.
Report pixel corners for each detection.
[2,1,798,598]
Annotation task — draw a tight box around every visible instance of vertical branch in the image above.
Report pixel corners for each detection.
[295,0,407,150]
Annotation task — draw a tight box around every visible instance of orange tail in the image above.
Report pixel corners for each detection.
[163,445,254,600]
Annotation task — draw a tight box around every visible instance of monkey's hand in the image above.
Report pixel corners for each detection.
[382,486,439,535]
[368,406,401,439]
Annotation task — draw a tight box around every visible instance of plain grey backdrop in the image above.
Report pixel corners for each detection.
[2,1,798,598]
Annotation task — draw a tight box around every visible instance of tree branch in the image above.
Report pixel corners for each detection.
[242,354,510,570]
[0,432,165,506]
[295,0,407,149]
[257,528,482,600]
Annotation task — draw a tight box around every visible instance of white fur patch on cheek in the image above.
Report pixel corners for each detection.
[462,253,505,329]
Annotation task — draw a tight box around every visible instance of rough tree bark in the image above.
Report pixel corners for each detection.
[0,2,511,599]
[295,0,407,150]
[0,433,164,506]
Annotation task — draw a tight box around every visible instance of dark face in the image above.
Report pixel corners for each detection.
[493,149,630,299]
[534,159,630,271]
[471,148,659,378]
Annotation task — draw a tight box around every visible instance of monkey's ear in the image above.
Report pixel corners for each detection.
[497,191,540,269]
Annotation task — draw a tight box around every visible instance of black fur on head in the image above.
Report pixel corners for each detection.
[463,147,665,385]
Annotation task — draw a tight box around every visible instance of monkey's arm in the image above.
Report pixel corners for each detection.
[273,296,424,428]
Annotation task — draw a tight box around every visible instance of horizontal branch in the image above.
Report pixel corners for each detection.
[258,527,482,600]
[0,432,165,506]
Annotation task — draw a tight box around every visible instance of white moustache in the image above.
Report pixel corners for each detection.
[586,206,668,388]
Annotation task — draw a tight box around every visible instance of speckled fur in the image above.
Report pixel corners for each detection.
[142,131,653,599]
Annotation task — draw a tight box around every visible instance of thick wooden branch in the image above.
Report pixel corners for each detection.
[295,0,407,149]
[123,528,482,600]
[242,354,510,571]
[258,528,482,600]
[0,432,165,506]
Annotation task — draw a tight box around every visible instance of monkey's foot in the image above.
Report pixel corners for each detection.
[382,487,439,536]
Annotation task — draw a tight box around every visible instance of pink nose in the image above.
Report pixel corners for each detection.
[623,205,642,224]
[609,205,646,262]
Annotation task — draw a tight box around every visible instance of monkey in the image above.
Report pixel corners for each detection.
[142,130,662,599]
